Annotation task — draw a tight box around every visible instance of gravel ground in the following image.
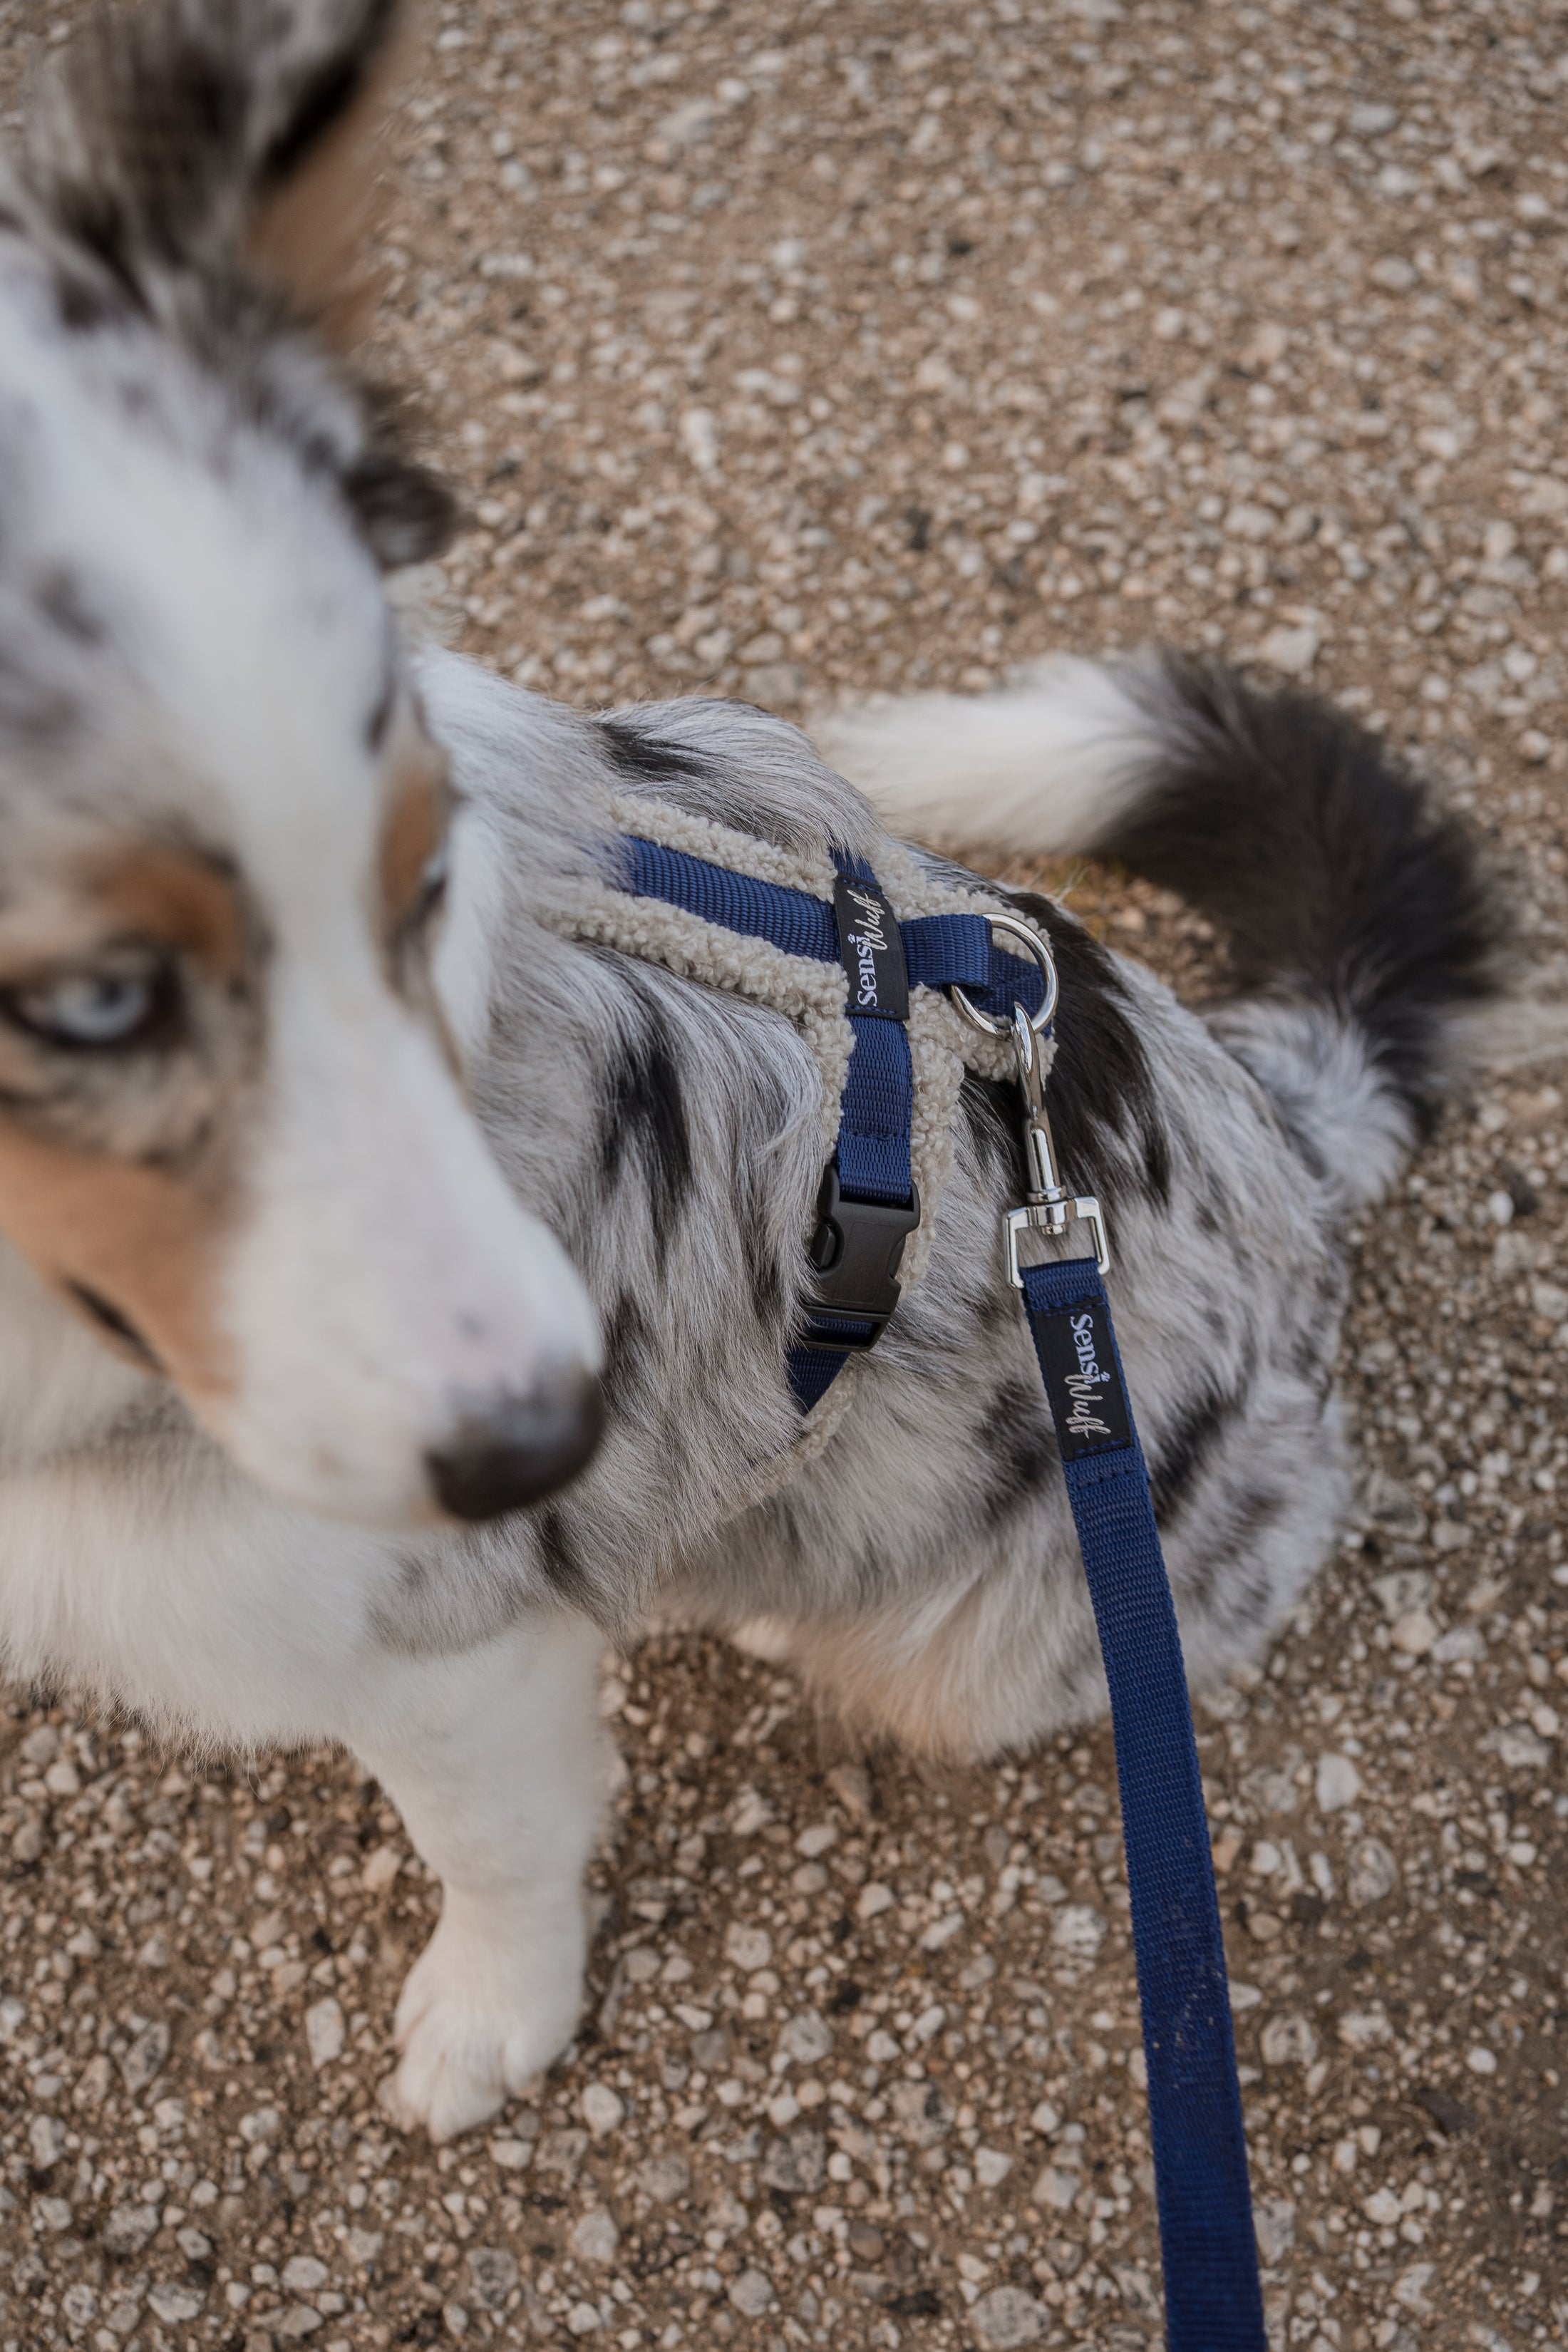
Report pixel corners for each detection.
[3,1,1568,2348]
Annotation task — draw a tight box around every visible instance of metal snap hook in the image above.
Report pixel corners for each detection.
[949,912,1110,1281]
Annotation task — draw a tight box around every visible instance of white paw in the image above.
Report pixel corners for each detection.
[379,1897,584,2140]
[730,1614,798,1664]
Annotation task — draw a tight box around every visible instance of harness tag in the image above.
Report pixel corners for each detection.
[1030,1297,1133,1460]
[833,875,909,1020]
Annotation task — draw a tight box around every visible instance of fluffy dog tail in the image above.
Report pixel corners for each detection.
[816,654,1501,1205]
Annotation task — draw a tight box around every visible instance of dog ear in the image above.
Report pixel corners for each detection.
[29,0,455,566]
[31,0,407,331]
[242,0,418,345]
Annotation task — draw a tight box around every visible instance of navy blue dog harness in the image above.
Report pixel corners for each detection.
[621,833,1046,1405]
[618,828,1267,2350]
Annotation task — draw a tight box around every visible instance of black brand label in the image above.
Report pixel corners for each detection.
[833,875,909,1021]
[1033,1301,1133,1460]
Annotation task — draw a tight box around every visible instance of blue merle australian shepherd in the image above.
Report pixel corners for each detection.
[0,0,1497,2135]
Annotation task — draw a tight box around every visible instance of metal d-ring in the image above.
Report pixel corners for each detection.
[949,909,1060,1040]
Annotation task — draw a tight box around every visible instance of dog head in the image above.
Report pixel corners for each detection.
[0,0,604,1527]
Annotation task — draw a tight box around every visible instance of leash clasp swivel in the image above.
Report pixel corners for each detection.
[1001,1002,1111,1284]
[950,911,1111,1285]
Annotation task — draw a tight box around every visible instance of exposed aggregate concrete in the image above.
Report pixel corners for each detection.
[1,1,1567,2348]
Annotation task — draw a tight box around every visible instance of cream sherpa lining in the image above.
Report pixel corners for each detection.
[609,790,842,902]
[545,796,1056,1405]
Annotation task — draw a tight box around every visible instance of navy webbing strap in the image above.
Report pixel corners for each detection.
[1021,1252,1267,2352]
[832,852,917,1211]
[623,837,837,959]
[619,837,1047,1020]
[783,850,916,1401]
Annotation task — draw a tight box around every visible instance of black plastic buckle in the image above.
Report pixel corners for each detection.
[803,1164,921,1351]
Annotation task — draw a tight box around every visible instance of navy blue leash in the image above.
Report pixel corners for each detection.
[614,829,1266,2345]
[948,929,1266,2350]
[1021,1254,1267,2349]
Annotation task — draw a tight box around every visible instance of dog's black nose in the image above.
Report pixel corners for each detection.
[426,1372,605,1522]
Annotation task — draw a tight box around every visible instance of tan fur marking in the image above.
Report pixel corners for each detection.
[0,1123,235,1394]
[92,847,249,979]
[380,755,447,934]
[245,9,421,347]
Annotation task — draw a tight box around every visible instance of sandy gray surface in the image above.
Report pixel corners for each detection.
[3,1,1568,2348]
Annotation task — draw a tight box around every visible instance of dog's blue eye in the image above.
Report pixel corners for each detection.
[418,845,450,914]
[6,969,162,1048]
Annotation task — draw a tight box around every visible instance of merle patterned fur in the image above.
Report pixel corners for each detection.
[400,646,1495,1756]
[17,0,453,572]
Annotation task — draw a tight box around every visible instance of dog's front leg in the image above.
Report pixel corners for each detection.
[341,1609,605,2141]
